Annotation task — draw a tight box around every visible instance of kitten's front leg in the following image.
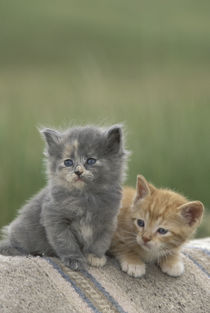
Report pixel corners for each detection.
[117,252,146,278]
[45,223,86,271]
[86,229,113,268]
[159,252,184,277]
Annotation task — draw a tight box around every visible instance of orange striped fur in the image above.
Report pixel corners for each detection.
[110,175,204,277]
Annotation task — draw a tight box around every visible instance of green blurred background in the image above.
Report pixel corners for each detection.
[0,0,210,237]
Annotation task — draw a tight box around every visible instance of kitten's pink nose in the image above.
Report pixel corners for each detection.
[142,236,151,243]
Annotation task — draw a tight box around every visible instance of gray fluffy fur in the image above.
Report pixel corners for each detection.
[0,125,128,270]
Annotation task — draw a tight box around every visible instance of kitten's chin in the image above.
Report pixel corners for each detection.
[136,237,151,250]
[65,174,86,188]
[71,178,86,189]
[140,243,151,251]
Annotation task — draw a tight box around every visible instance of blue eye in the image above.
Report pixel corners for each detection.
[157,228,168,235]
[87,158,96,165]
[64,159,73,167]
[137,219,144,227]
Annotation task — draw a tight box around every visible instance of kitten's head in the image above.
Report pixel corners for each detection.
[130,175,204,257]
[40,125,128,190]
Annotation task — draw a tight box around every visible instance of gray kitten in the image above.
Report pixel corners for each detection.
[0,125,128,270]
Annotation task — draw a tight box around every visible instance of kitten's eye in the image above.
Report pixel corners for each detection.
[157,228,168,235]
[87,158,96,165]
[64,159,73,167]
[137,219,145,227]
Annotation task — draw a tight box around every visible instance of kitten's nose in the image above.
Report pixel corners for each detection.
[74,166,83,176]
[142,236,151,243]
[75,170,82,176]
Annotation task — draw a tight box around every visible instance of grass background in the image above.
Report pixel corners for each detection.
[0,0,210,237]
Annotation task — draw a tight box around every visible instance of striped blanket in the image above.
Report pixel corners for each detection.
[0,238,209,313]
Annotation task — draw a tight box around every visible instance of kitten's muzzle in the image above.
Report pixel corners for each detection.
[74,166,84,177]
[142,236,151,244]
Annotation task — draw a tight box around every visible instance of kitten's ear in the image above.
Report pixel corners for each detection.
[39,128,62,155]
[105,125,122,154]
[179,201,204,226]
[135,175,151,202]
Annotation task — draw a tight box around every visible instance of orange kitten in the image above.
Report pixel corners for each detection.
[110,175,204,278]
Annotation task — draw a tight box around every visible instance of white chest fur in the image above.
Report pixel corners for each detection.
[79,214,93,243]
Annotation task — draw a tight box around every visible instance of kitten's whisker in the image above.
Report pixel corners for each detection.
[119,229,135,235]
[115,237,137,245]
[120,232,136,238]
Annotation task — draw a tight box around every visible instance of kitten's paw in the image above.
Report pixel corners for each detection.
[120,260,146,278]
[61,257,86,271]
[160,261,184,277]
[87,254,107,267]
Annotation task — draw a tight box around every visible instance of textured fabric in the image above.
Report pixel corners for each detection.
[0,239,209,313]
